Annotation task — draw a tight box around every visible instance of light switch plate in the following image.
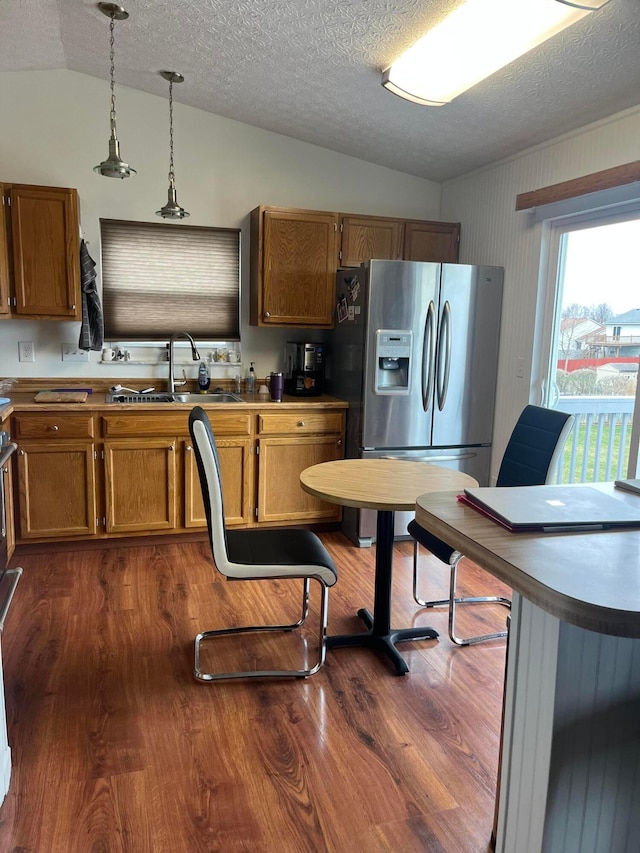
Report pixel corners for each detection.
[62,344,89,363]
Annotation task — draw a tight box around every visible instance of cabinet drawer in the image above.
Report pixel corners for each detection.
[258,411,344,435]
[102,410,253,437]
[13,413,95,439]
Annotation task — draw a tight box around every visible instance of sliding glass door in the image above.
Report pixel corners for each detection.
[540,211,640,483]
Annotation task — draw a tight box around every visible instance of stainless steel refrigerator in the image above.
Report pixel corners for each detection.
[327,259,503,546]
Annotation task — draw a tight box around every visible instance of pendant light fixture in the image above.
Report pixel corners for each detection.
[156,71,190,219]
[94,2,136,178]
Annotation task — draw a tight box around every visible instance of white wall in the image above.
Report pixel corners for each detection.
[0,69,442,383]
[441,104,640,474]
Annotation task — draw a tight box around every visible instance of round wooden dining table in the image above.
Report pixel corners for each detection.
[300,458,478,674]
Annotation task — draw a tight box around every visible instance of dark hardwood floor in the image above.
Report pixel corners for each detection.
[0,532,510,852]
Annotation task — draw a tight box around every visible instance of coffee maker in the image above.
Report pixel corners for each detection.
[284,342,325,396]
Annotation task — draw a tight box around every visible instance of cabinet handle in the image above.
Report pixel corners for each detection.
[185,445,192,452]
[264,311,271,319]
[70,304,76,311]
[337,439,342,446]
[47,425,59,432]
[169,445,175,451]
[18,449,24,456]
[297,421,305,427]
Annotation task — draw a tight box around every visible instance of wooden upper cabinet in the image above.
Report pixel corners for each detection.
[403,220,460,263]
[2,183,81,319]
[339,215,403,266]
[250,206,339,327]
[250,204,460,328]
[0,194,9,316]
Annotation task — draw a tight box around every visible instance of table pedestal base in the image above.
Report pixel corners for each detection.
[327,608,438,675]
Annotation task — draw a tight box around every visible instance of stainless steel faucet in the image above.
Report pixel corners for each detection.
[168,332,201,392]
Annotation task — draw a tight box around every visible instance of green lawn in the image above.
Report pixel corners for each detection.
[561,419,632,482]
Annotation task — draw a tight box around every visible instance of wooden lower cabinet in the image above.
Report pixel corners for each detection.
[184,436,253,528]
[256,409,345,524]
[104,438,176,534]
[16,441,97,539]
[11,404,345,543]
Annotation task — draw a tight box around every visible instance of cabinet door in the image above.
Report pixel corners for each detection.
[104,439,176,533]
[184,437,253,528]
[0,189,9,316]
[403,221,460,263]
[255,208,338,327]
[8,184,80,318]
[16,442,97,539]
[340,215,403,266]
[2,450,14,559]
[257,435,343,523]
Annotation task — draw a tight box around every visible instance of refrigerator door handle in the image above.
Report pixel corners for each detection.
[422,300,436,411]
[436,300,452,411]
[379,452,478,462]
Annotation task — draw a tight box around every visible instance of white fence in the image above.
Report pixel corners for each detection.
[553,396,634,483]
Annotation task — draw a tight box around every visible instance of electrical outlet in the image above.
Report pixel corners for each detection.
[18,341,35,362]
[62,344,90,363]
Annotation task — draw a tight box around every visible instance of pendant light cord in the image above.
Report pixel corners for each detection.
[168,78,175,186]
[109,14,118,133]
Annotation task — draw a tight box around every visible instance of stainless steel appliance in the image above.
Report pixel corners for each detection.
[284,341,325,397]
[0,430,21,805]
[328,259,503,545]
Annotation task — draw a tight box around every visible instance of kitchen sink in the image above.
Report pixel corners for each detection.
[106,391,242,404]
[170,392,243,403]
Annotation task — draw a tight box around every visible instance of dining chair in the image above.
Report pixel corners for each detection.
[188,406,338,680]
[407,405,575,645]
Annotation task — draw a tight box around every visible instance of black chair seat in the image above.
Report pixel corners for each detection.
[227,528,337,579]
[406,520,455,565]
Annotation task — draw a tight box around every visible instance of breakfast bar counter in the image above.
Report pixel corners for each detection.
[415,486,640,853]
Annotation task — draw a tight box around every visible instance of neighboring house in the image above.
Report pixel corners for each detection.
[584,309,640,357]
[558,318,603,363]
[595,361,639,382]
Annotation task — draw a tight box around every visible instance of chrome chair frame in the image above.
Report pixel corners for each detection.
[189,406,337,681]
[411,405,575,645]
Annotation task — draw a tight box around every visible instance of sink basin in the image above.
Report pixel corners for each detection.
[170,392,243,403]
[106,392,175,404]
[105,391,242,404]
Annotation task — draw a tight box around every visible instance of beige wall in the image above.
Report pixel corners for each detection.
[0,69,442,382]
[441,104,640,474]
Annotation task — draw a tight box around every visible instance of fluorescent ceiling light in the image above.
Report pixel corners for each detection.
[381,0,612,106]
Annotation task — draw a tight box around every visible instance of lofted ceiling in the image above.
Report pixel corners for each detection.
[1,0,639,182]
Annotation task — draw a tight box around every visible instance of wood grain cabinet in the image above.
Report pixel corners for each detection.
[1,183,81,320]
[251,205,460,327]
[13,413,98,540]
[102,410,254,536]
[11,404,345,544]
[257,409,345,524]
[250,206,339,327]
[1,418,15,560]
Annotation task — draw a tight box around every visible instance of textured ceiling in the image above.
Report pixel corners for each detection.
[1,0,639,182]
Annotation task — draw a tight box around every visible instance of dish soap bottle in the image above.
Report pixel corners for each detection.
[246,361,256,394]
[198,360,210,393]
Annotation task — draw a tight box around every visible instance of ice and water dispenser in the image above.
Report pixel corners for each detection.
[374,330,412,394]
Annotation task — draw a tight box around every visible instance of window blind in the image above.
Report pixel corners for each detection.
[100,219,240,340]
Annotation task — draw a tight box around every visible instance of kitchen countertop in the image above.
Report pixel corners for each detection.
[1,391,347,415]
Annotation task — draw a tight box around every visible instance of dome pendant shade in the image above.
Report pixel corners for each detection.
[156,181,190,219]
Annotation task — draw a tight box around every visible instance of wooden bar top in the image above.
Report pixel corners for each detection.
[415,484,640,638]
